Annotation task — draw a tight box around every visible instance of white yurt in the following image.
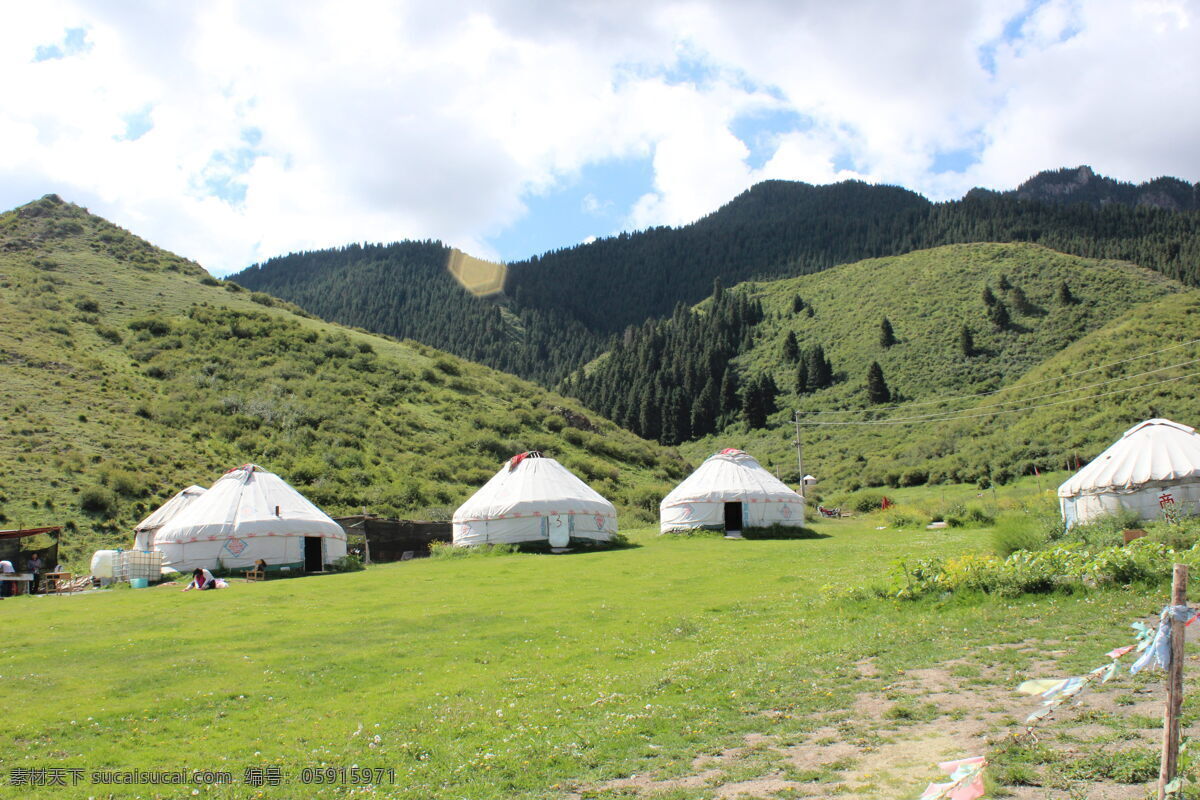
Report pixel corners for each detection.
[660,448,805,534]
[152,464,346,572]
[133,485,207,551]
[452,452,617,547]
[1059,418,1200,527]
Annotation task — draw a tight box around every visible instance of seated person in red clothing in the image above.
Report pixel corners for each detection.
[182,567,217,591]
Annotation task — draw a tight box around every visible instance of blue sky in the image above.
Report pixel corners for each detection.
[1,1,1197,273]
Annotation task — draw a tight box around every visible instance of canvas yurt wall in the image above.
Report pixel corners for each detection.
[1059,418,1200,527]
[660,448,805,533]
[452,452,617,547]
[153,464,346,572]
[133,485,206,551]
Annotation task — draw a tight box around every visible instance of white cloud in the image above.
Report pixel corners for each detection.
[0,1,1196,274]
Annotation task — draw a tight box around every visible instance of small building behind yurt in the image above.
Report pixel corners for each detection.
[133,485,207,551]
[452,452,617,548]
[152,464,346,572]
[1059,418,1200,527]
[661,448,805,534]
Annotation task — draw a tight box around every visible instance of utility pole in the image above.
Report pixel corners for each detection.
[793,409,804,496]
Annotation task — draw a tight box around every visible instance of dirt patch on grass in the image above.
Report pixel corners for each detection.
[567,648,1194,800]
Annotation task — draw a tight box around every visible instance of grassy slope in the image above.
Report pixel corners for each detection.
[0,196,685,565]
[1,476,1187,799]
[681,243,1199,489]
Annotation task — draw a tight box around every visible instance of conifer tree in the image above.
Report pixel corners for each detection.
[742,378,767,429]
[662,388,689,446]
[982,286,997,307]
[792,294,806,313]
[760,373,779,417]
[795,359,810,395]
[988,299,1011,330]
[690,377,718,438]
[742,374,778,429]
[866,361,891,404]
[959,324,975,357]
[808,344,832,389]
[719,369,739,421]
[879,317,896,348]
[1010,285,1031,314]
[782,331,799,362]
[997,273,1012,291]
[1058,281,1076,305]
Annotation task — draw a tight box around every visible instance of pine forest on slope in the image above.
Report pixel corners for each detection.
[234,167,1200,388]
[0,196,687,565]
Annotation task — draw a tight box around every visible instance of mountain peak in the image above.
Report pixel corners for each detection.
[1010,165,1199,211]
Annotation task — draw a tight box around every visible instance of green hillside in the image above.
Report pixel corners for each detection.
[0,196,686,565]
[678,256,1200,490]
[738,242,1181,404]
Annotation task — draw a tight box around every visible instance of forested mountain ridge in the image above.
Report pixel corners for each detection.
[234,242,598,383]
[1004,165,1199,211]
[234,166,1200,385]
[0,195,685,564]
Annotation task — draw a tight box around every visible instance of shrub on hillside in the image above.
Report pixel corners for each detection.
[127,316,172,335]
[434,357,460,376]
[886,511,921,529]
[79,486,117,515]
[992,515,1048,556]
[845,491,885,513]
[945,505,994,528]
[94,325,122,343]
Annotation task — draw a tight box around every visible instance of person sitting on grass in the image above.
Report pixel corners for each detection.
[182,567,217,591]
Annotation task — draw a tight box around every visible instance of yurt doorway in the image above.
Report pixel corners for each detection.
[724,502,743,533]
[304,537,323,572]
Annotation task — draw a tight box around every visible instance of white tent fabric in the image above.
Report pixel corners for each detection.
[153,464,346,571]
[1058,418,1200,526]
[660,449,805,533]
[133,485,206,551]
[453,453,617,546]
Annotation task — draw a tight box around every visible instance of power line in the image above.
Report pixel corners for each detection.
[805,335,1200,416]
[799,369,1200,426]
[817,356,1200,425]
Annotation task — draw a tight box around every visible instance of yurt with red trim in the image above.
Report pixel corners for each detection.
[452,452,617,547]
[1059,418,1200,527]
[152,464,346,572]
[660,449,805,534]
[133,485,206,551]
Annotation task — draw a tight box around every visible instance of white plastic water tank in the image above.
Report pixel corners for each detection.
[90,549,119,579]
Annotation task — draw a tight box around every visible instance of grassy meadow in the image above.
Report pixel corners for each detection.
[4,477,1195,799]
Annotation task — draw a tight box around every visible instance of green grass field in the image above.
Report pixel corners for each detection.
[4,484,1191,799]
